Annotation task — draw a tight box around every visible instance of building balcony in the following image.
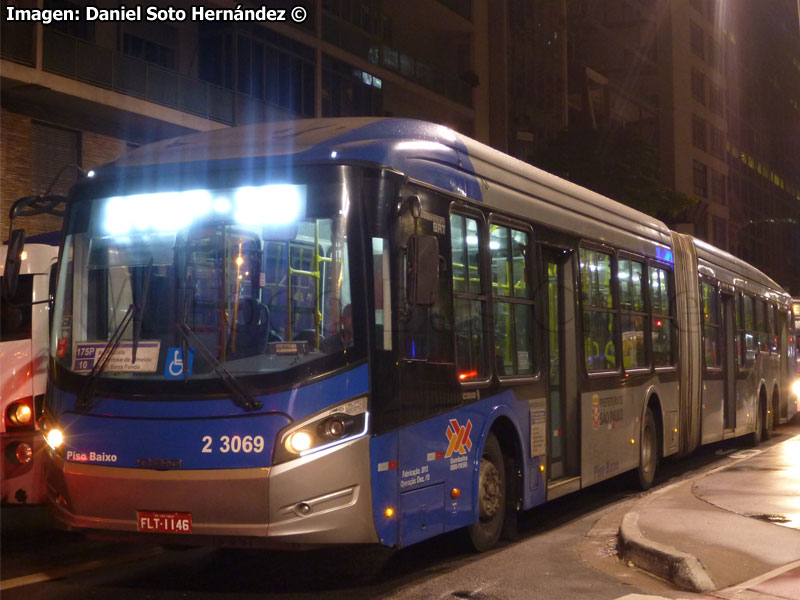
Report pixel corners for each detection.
[38,29,236,125]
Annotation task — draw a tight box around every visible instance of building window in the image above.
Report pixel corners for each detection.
[707,37,721,70]
[322,55,383,117]
[712,215,727,250]
[198,23,316,118]
[709,126,724,159]
[693,160,708,197]
[45,0,94,41]
[691,69,706,104]
[709,83,723,114]
[710,170,726,205]
[122,31,176,70]
[31,122,80,196]
[690,21,705,60]
[692,114,707,151]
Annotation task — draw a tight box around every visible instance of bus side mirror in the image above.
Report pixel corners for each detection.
[407,234,439,306]
[2,229,26,300]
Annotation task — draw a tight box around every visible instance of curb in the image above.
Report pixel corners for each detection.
[618,511,716,593]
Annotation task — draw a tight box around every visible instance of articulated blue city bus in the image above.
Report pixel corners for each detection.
[40,118,798,551]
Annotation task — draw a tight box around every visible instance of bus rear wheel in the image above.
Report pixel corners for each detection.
[636,408,658,490]
[747,398,764,447]
[467,433,505,552]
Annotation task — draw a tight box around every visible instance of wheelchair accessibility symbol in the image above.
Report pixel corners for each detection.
[165,347,194,379]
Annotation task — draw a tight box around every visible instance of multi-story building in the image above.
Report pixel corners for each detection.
[721,0,800,295]
[504,0,569,161]
[566,0,800,294]
[1,0,489,240]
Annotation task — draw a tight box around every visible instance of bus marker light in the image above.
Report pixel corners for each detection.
[13,442,33,464]
[539,465,545,472]
[384,507,395,518]
[630,438,635,445]
[451,488,460,499]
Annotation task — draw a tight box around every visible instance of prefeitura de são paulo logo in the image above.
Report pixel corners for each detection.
[444,418,472,458]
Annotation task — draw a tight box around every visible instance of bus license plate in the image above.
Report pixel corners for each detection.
[137,511,192,534]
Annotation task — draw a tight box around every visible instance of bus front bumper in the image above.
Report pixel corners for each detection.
[45,436,380,548]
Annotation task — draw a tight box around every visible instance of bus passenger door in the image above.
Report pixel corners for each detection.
[722,293,736,430]
[541,245,579,485]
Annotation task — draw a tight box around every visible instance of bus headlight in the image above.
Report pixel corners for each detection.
[40,418,65,451]
[45,428,64,450]
[274,396,368,465]
[793,379,800,398]
[286,431,313,453]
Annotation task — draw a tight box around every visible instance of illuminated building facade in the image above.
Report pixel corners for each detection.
[1,0,486,239]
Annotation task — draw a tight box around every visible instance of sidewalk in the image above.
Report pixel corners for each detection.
[618,427,800,599]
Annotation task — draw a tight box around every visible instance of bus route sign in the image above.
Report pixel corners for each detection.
[72,341,160,373]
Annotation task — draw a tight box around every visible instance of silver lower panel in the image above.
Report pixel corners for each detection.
[46,435,379,547]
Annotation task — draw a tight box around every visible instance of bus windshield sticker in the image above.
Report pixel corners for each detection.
[530,398,547,457]
[72,341,160,373]
[164,347,194,379]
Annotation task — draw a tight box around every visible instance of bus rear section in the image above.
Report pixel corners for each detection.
[1,240,59,504]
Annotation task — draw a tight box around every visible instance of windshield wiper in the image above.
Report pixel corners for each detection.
[77,261,154,412]
[175,321,263,413]
[131,259,153,364]
[76,304,135,412]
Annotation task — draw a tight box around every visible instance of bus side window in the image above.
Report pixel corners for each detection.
[742,295,756,367]
[769,305,778,354]
[701,281,721,368]
[649,265,675,367]
[619,257,647,369]
[756,299,767,353]
[451,213,487,381]
[489,224,534,377]
[580,247,616,372]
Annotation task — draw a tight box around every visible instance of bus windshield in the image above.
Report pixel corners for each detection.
[52,180,354,381]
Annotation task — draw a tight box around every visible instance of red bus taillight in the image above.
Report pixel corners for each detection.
[5,396,34,429]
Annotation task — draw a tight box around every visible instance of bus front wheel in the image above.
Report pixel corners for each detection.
[467,433,506,552]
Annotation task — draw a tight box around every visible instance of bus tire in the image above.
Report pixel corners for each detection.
[747,398,764,447]
[467,432,505,552]
[636,408,658,490]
